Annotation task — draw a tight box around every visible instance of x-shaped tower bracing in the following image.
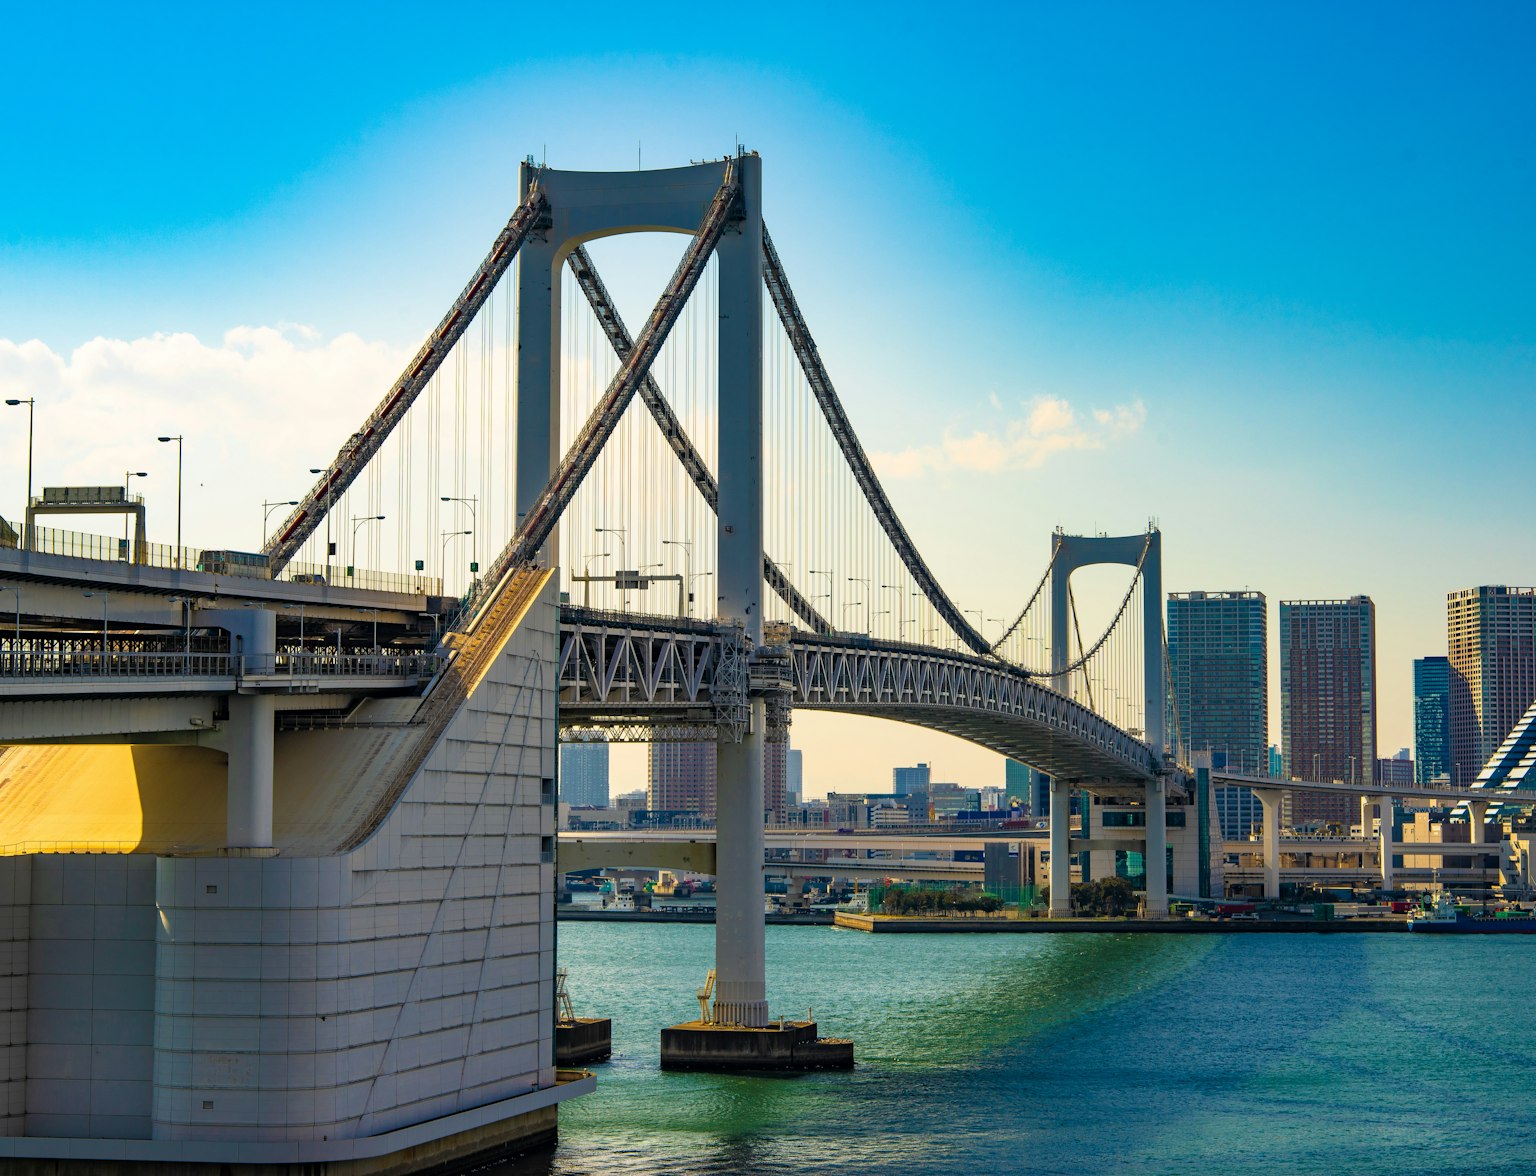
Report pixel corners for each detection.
[259,155,1171,1011]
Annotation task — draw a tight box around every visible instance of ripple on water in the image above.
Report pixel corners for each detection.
[478,925,1536,1176]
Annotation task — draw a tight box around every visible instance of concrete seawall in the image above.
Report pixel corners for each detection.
[833,913,1409,933]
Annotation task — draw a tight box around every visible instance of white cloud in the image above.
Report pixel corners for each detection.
[872,395,1146,479]
[0,326,410,543]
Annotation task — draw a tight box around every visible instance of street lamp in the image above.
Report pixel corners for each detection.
[157,435,184,567]
[82,590,109,651]
[441,530,471,583]
[308,466,336,580]
[809,569,834,614]
[596,526,628,610]
[262,499,299,547]
[284,602,306,648]
[1312,753,1320,782]
[351,515,385,579]
[663,539,693,616]
[690,571,714,617]
[124,470,148,556]
[166,596,194,656]
[5,398,34,549]
[881,585,905,635]
[440,495,478,578]
[848,576,870,632]
[0,584,18,665]
[581,552,610,607]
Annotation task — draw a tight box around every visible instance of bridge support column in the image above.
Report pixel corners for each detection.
[1376,797,1394,891]
[714,704,768,1027]
[227,694,274,849]
[1049,778,1072,916]
[710,150,768,1031]
[1144,777,1168,917]
[1255,788,1282,900]
[1469,800,1490,845]
[207,607,278,850]
[515,222,559,564]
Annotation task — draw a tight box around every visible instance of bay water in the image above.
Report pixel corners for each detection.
[490,922,1534,1174]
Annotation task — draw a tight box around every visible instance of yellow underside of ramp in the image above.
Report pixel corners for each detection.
[0,568,552,857]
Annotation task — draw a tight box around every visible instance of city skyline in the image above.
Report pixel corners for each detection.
[3,5,1534,793]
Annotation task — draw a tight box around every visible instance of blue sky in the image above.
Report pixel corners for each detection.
[3,2,1533,789]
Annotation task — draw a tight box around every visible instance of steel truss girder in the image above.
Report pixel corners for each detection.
[788,636,1155,782]
[553,608,1155,781]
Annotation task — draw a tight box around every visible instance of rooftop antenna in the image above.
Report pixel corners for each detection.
[638,139,642,170]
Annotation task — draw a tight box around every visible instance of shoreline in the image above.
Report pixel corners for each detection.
[831,912,1410,933]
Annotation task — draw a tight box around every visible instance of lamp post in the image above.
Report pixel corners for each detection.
[166,596,194,657]
[809,569,834,618]
[124,470,148,557]
[308,466,335,581]
[262,498,299,547]
[663,539,693,616]
[82,589,109,652]
[5,397,34,549]
[0,584,18,667]
[881,585,905,636]
[351,515,385,581]
[440,496,478,579]
[284,602,306,649]
[596,526,628,611]
[690,571,714,618]
[582,552,610,607]
[870,608,889,637]
[1313,753,1320,782]
[848,576,870,633]
[157,435,184,567]
[441,530,471,586]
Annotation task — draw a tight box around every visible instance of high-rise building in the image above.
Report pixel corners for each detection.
[647,742,715,817]
[645,741,789,823]
[558,742,610,807]
[1167,591,1268,838]
[892,763,931,796]
[1376,753,1414,788]
[764,740,788,824]
[1004,758,1049,818]
[1280,597,1377,828]
[1448,587,1536,784]
[786,748,804,806]
[1414,656,1452,785]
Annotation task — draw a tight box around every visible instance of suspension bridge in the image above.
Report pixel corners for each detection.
[0,152,1191,1163]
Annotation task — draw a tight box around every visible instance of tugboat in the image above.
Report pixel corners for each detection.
[1409,891,1536,933]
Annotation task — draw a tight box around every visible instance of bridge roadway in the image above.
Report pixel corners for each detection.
[0,549,1159,784]
[559,826,1509,886]
[1214,770,1536,807]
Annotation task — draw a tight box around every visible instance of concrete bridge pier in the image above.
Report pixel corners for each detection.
[207,607,278,849]
[1049,777,1073,916]
[1144,776,1168,916]
[1375,796,1394,890]
[227,695,275,848]
[1468,799,1491,845]
[1255,788,1283,900]
[713,702,769,1027]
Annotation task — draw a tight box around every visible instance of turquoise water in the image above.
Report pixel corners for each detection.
[493,924,1534,1175]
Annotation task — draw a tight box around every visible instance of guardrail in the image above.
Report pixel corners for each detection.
[0,650,441,681]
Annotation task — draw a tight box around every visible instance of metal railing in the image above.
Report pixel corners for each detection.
[11,523,440,597]
[0,649,440,681]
